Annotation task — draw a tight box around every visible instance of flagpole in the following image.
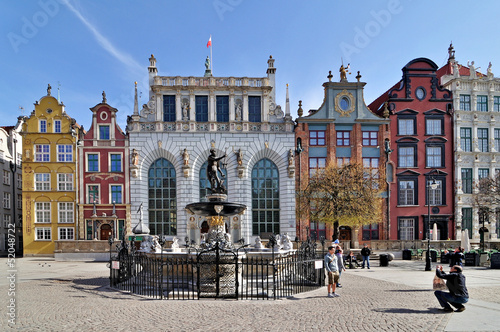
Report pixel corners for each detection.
[210,35,213,72]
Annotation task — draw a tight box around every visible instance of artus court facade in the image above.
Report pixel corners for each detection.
[126,55,297,244]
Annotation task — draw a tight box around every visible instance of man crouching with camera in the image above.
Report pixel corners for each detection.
[434,265,469,312]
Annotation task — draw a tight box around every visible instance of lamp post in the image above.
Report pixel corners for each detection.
[425,177,439,271]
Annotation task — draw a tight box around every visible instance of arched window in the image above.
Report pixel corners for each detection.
[199,161,227,201]
[251,158,279,235]
[148,158,177,235]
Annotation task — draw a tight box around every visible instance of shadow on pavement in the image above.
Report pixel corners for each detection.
[373,308,444,314]
[386,289,431,292]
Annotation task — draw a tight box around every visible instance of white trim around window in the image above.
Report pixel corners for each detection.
[35,202,51,223]
[86,152,99,172]
[109,152,123,172]
[57,173,74,191]
[109,184,123,204]
[35,173,50,191]
[58,202,74,223]
[35,227,51,241]
[58,227,74,240]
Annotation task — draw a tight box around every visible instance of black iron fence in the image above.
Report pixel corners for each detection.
[109,237,325,300]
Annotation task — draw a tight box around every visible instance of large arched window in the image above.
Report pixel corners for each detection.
[251,158,279,235]
[148,158,177,235]
[199,161,227,201]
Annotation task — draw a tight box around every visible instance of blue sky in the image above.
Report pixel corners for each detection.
[2,0,500,131]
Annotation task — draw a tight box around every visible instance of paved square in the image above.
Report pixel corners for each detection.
[1,258,499,331]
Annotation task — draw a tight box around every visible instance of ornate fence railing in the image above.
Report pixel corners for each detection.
[109,237,325,300]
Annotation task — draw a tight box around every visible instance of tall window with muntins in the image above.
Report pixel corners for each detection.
[362,223,379,240]
[398,179,416,205]
[362,131,378,146]
[494,97,500,112]
[427,179,443,206]
[425,117,443,135]
[199,161,227,201]
[251,158,280,236]
[363,158,379,186]
[35,202,50,223]
[87,185,99,203]
[57,145,73,162]
[309,130,326,146]
[35,173,50,191]
[195,96,208,122]
[40,120,47,133]
[398,116,416,135]
[461,168,473,194]
[426,145,443,167]
[478,128,489,152]
[111,185,122,204]
[477,95,488,112]
[163,95,176,122]
[460,127,472,152]
[3,170,9,185]
[398,145,416,167]
[54,120,61,133]
[309,157,326,176]
[398,218,415,240]
[110,154,122,172]
[3,193,10,209]
[57,174,73,191]
[87,154,98,172]
[495,129,500,151]
[99,125,110,140]
[336,131,350,146]
[460,95,471,111]
[58,202,73,223]
[462,208,472,239]
[148,158,177,235]
[248,96,261,122]
[216,96,229,122]
[35,145,50,162]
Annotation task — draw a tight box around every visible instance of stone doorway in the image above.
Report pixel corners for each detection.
[100,224,112,240]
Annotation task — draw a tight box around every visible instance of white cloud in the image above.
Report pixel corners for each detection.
[61,0,143,77]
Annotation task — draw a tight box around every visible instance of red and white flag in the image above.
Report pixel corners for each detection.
[207,35,212,48]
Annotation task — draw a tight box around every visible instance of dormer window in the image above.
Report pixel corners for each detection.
[40,120,47,133]
[54,120,61,133]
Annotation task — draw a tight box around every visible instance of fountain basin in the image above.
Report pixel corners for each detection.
[185,201,246,217]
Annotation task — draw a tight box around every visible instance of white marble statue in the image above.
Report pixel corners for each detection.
[282,233,293,250]
[171,237,179,249]
[254,236,264,249]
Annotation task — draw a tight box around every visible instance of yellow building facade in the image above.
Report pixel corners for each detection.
[21,86,82,255]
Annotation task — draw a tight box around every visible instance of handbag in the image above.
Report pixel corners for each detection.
[433,275,447,291]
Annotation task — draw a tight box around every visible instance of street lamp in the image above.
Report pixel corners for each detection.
[425,177,439,271]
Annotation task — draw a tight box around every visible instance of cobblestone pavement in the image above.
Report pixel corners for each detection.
[1,258,499,331]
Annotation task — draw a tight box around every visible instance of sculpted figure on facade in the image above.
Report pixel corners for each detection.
[182,102,189,121]
[182,148,189,166]
[235,103,242,122]
[235,148,243,166]
[131,148,139,166]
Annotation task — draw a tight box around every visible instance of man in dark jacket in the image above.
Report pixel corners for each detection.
[361,244,371,269]
[434,265,469,312]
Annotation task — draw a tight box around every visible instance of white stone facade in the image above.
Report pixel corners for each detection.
[441,57,500,243]
[127,56,296,244]
[0,118,23,255]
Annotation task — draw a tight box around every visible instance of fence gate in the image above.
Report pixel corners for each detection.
[197,242,239,299]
